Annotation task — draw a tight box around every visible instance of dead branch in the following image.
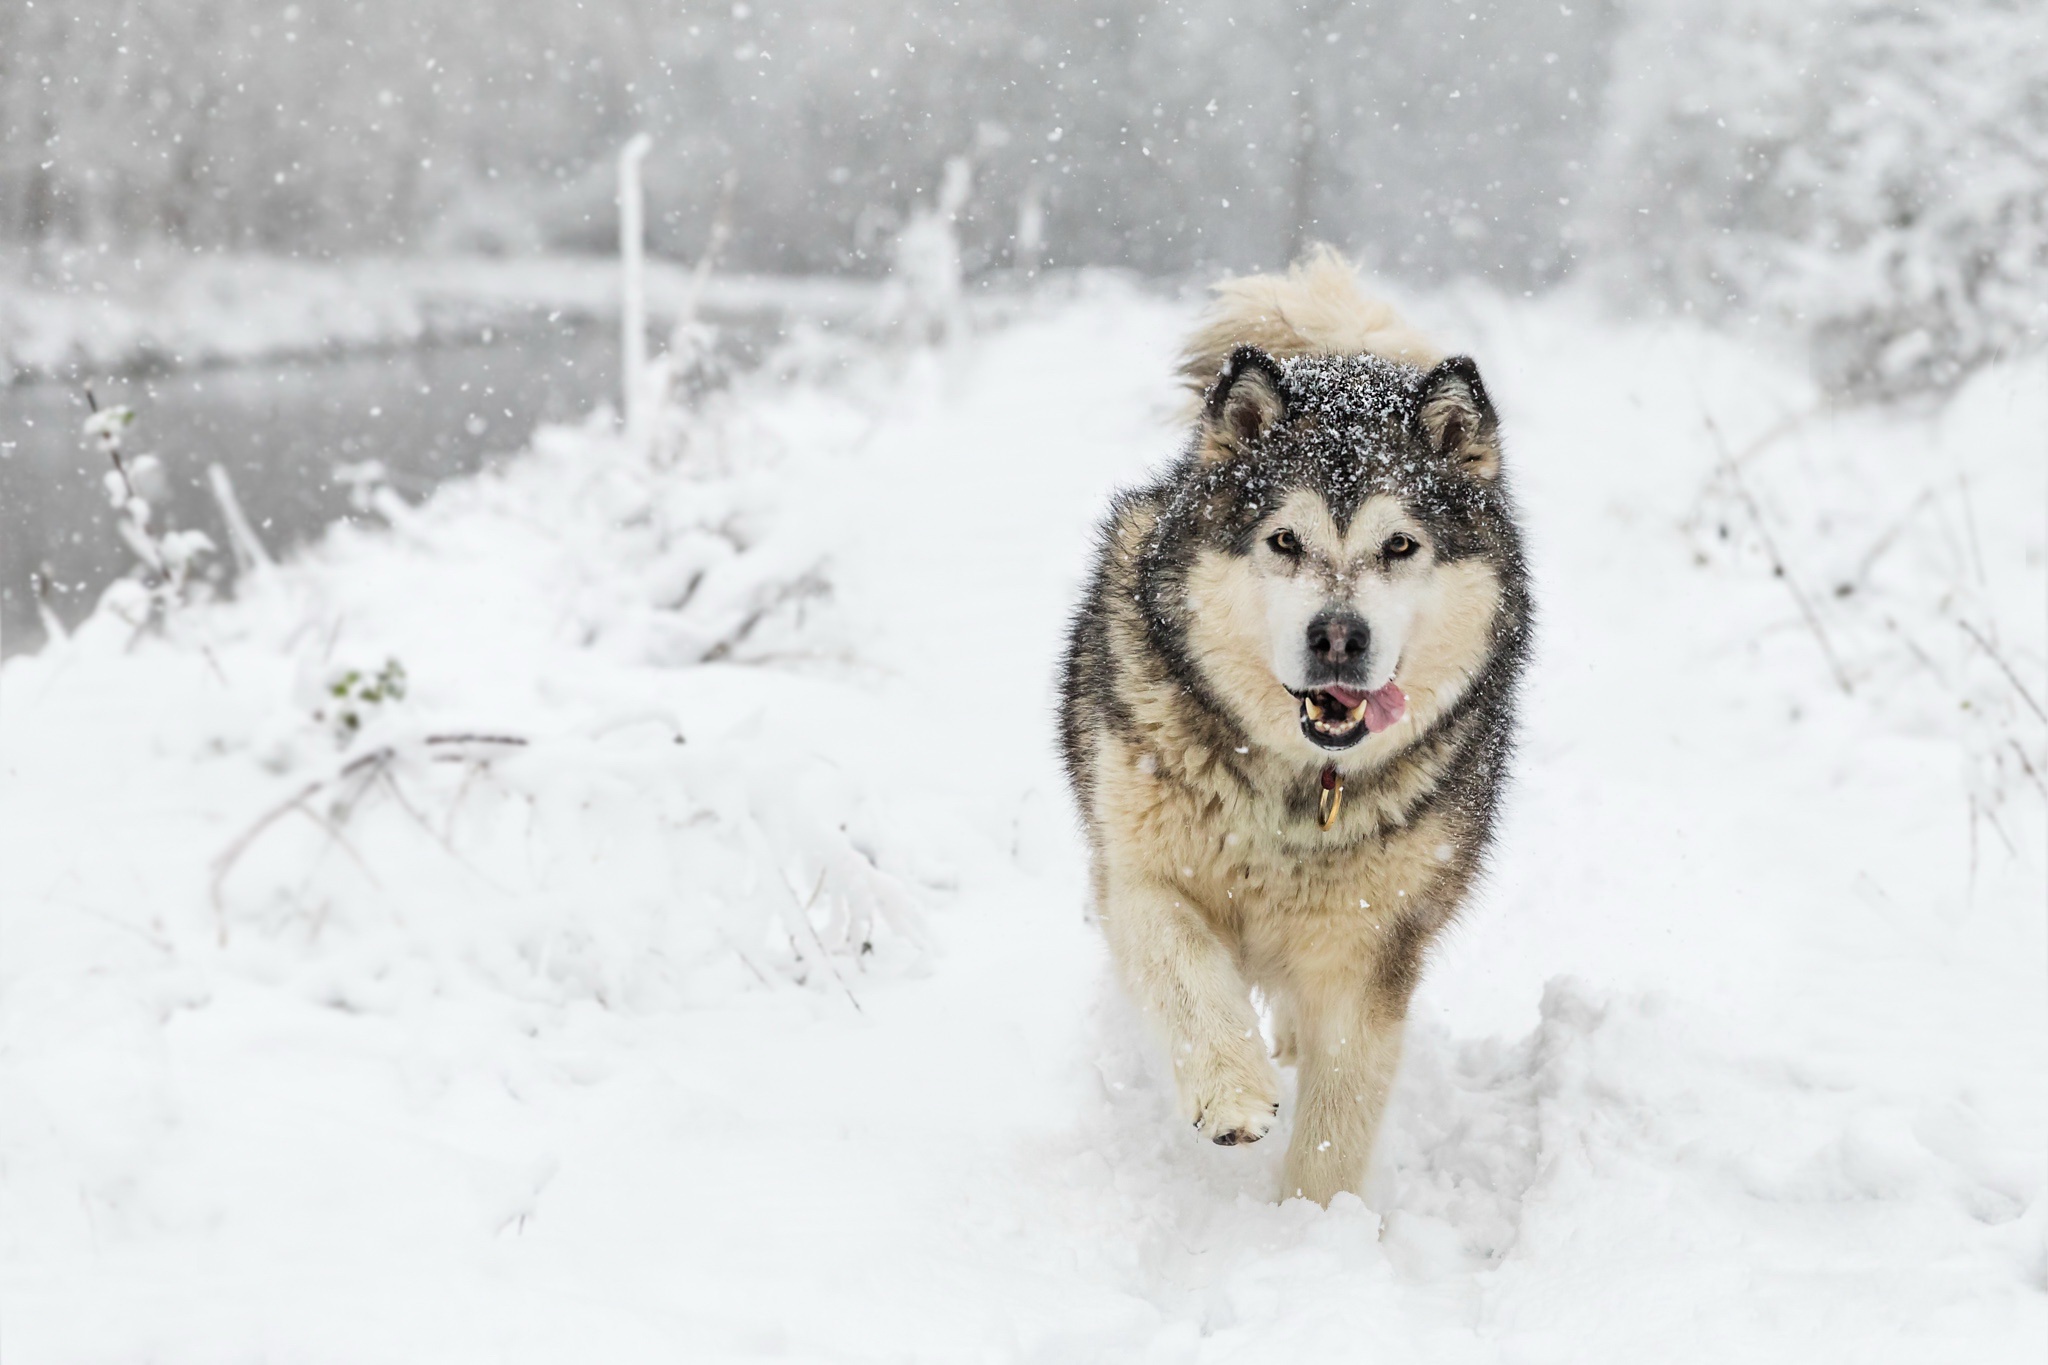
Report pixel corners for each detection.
[1956,619,2048,727]
[1839,487,1936,597]
[1703,413,1852,695]
[210,732,531,943]
[1684,400,1831,531]
[784,866,861,1013]
[698,570,830,663]
[2007,741,2048,804]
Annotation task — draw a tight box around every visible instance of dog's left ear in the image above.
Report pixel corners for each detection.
[1199,345,1289,462]
[1414,356,1500,481]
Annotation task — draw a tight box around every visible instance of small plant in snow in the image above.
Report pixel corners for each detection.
[84,395,215,634]
[315,658,409,745]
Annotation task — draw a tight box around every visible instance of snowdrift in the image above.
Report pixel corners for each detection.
[1,278,2041,1361]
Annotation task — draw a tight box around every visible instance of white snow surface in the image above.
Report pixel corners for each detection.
[2,280,2043,1361]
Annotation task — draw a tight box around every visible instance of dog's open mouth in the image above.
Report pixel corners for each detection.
[1293,682,1406,749]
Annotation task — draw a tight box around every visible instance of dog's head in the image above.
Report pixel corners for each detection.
[1163,344,1518,757]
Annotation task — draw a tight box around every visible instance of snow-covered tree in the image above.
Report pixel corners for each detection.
[1586,0,2048,394]
[0,0,1615,288]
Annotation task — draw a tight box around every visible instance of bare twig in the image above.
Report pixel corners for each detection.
[300,792,385,888]
[1840,487,1936,596]
[698,571,830,663]
[1703,413,1853,695]
[375,766,518,895]
[1956,619,2047,727]
[784,867,862,1013]
[2007,740,2048,804]
[210,745,389,941]
[1685,401,1831,528]
[210,732,532,942]
[1981,800,2018,857]
[1729,403,1832,470]
[720,932,774,988]
[1880,613,1946,686]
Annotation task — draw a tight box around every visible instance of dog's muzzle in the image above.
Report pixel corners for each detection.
[1292,682,1406,749]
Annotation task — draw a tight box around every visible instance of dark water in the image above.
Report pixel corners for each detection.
[1,322,623,655]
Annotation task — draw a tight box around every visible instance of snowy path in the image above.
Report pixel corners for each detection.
[2,285,2042,1361]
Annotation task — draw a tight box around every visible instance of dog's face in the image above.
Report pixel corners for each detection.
[1171,347,1514,759]
[1242,486,1441,747]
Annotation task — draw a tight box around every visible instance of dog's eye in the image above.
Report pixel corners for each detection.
[1267,528,1303,557]
[1384,533,1420,560]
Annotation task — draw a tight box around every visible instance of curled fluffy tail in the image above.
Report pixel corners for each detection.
[1179,245,1442,393]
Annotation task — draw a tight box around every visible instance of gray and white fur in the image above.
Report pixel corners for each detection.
[1058,248,1532,1205]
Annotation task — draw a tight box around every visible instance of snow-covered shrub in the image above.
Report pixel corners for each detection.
[1588,0,2048,395]
[202,319,921,1004]
[211,727,920,1009]
[1681,355,2047,847]
[83,401,216,632]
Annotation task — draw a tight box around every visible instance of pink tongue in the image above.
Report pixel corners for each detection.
[1362,682,1406,732]
[1323,683,1407,733]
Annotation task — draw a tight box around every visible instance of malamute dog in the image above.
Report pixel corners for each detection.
[1059,249,1531,1205]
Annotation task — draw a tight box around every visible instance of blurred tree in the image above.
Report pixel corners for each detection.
[1585,0,2048,394]
[0,0,1615,288]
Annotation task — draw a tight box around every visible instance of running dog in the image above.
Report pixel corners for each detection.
[1059,248,1531,1205]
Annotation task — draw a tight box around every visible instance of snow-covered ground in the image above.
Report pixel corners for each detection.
[2,278,2042,1361]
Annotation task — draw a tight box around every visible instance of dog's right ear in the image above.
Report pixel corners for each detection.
[1199,345,1288,462]
[1414,356,1501,481]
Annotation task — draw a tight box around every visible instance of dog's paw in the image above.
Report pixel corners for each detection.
[1199,1098,1280,1146]
[1180,1049,1281,1146]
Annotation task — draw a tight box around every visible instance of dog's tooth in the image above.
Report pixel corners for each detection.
[1302,696,1324,720]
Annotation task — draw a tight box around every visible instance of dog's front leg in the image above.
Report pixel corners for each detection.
[1099,867,1278,1146]
[1281,993,1408,1204]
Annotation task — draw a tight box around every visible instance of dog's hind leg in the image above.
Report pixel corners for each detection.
[1280,989,1409,1205]
[1268,993,1304,1067]
[1099,867,1279,1146]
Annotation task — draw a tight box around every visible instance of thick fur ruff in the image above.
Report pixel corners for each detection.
[1060,248,1530,1205]
[1176,245,1444,397]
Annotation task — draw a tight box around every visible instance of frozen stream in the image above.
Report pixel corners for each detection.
[0,322,624,654]
[0,297,804,656]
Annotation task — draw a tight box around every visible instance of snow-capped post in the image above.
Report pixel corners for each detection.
[618,132,654,447]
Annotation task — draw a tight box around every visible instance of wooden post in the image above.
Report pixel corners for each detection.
[618,133,653,445]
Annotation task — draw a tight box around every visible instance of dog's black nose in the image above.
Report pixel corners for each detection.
[1306,612,1369,669]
